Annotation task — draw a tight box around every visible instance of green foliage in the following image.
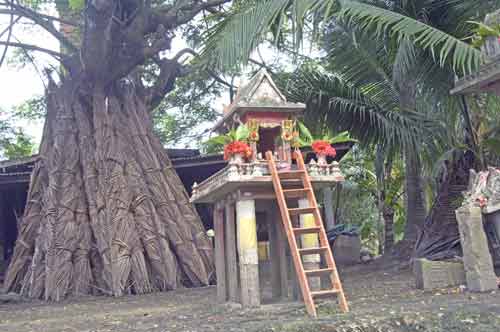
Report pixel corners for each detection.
[296,121,355,147]
[1,130,36,159]
[12,96,46,120]
[280,61,439,155]
[202,0,496,76]
[338,1,483,75]
[336,147,406,253]
[201,124,250,153]
[0,111,36,160]
[68,0,85,11]
[468,21,500,49]
[150,67,223,147]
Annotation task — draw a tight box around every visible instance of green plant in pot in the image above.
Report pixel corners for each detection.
[297,122,355,165]
[204,124,252,162]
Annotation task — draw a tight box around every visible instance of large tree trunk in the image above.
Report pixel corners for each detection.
[3,78,214,300]
[415,151,474,260]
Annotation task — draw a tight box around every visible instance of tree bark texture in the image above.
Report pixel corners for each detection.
[383,205,395,252]
[415,151,474,260]
[3,79,214,300]
[398,78,426,243]
[403,152,426,242]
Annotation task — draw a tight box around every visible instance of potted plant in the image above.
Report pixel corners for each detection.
[297,122,355,165]
[311,140,337,165]
[204,124,252,163]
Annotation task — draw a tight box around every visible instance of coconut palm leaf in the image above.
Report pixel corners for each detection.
[338,0,484,74]
[201,0,497,75]
[281,65,438,154]
[200,0,325,70]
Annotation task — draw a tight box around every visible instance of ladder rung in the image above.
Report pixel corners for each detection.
[283,188,309,198]
[278,170,305,179]
[288,207,317,216]
[311,289,340,298]
[305,268,334,277]
[293,226,321,235]
[298,246,329,255]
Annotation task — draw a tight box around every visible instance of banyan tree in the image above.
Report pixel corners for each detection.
[0,0,229,300]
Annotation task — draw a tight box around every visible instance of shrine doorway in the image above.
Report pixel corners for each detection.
[257,126,280,156]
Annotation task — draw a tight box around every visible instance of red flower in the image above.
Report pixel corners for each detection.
[224,141,253,160]
[311,140,337,157]
[249,131,259,141]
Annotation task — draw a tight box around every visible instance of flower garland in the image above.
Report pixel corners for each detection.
[224,141,253,160]
[248,119,260,142]
[311,140,337,157]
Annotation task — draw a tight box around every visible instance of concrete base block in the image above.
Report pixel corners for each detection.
[414,258,466,290]
[333,235,361,265]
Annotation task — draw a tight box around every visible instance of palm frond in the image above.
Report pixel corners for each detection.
[323,21,399,110]
[339,0,483,74]
[281,66,439,154]
[200,0,324,70]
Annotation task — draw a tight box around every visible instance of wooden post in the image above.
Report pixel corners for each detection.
[299,198,321,291]
[236,199,260,307]
[0,190,5,264]
[290,214,301,301]
[268,206,281,299]
[276,208,289,299]
[214,203,227,302]
[225,201,239,302]
[323,187,335,232]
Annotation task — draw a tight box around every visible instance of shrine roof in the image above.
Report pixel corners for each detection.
[213,69,305,133]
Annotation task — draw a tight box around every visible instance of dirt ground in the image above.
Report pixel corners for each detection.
[1,261,499,332]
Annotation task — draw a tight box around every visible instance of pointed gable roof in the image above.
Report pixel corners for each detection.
[213,68,305,133]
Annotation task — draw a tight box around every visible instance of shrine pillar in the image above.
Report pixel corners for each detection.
[298,198,321,291]
[236,199,260,307]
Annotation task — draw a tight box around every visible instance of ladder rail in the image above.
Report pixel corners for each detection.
[266,151,317,317]
[294,150,349,313]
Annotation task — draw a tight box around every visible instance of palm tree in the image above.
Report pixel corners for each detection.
[201,0,500,256]
[276,23,440,251]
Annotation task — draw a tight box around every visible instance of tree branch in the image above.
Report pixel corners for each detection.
[173,0,230,26]
[168,48,236,89]
[0,12,19,39]
[0,3,78,53]
[249,58,274,73]
[0,7,79,27]
[149,0,230,33]
[146,58,182,110]
[206,69,235,89]
[0,41,64,59]
[172,47,197,62]
[0,0,16,68]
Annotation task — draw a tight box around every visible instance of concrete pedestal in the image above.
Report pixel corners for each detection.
[298,198,320,291]
[414,259,466,290]
[456,206,498,292]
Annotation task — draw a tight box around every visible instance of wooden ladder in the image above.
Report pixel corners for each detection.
[266,149,349,317]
